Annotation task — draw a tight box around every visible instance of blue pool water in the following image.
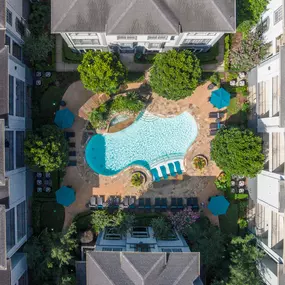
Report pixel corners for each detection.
[85,111,198,176]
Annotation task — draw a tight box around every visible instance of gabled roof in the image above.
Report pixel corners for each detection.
[0,0,5,30]
[51,0,236,34]
[85,251,201,285]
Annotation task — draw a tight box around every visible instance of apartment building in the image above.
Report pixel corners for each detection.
[247,2,285,283]
[0,0,33,284]
[51,0,236,54]
[76,226,203,285]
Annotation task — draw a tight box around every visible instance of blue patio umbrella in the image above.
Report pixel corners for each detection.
[54,108,75,129]
[208,196,230,216]
[56,186,75,207]
[210,88,231,109]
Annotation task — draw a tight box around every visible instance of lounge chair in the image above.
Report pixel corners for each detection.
[69,151,76,156]
[174,161,183,175]
[210,129,217,136]
[187,197,199,212]
[97,196,104,209]
[171,198,177,209]
[177,198,184,209]
[155,198,161,209]
[65,132,75,139]
[151,168,160,182]
[138,198,144,209]
[209,112,218,118]
[168,163,177,177]
[129,197,136,209]
[160,166,168,180]
[123,197,129,207]
[160,198,167,209]
[89,196,97,208]
[69,142,76,148]
[145,198,151,211]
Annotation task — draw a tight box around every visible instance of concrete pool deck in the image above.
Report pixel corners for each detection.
[61,81,223,228]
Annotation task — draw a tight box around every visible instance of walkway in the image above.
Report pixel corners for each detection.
[55,35,79,72]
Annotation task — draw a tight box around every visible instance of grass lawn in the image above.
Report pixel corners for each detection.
[62,41,83,63]
[219,203,239,235]
[40,201,65,232]
[197,43,219,64]
[126,72,145,83]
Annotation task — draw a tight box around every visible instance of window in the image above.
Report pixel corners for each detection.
[16,131,25,168]
[183,39,211,45]
[9,75,14,115]
[5,35,11,53]
[16,79,25,117]
[274,6,283,25]
[170,36,175,40]
[12,41,22,61]
[6,208,15,252]
[72,39,100,45]
[102,247,123,252]
[5,131,14,171]
[104,228,121,240]
[6,9,12,26]
[187,32,217,36]
[257,17,270,33]
[276,34,284,53]
[272,76,279,116]
[18,271,28,285]
[15,18,25,37]
[17,201,26,241]
[148,43,162,49]
[147,35,168,40]
[117,35,137,40]
[161,248,183,252]
[131,227,149,238]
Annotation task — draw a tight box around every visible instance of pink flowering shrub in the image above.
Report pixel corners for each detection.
[168,207,200,235]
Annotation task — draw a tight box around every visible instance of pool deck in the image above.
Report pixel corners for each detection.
[61,81,223,229]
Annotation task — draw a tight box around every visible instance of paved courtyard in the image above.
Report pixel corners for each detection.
[62,80,223,228]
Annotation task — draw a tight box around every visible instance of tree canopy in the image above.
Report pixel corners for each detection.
[149,50,202,100]
[237,0,269,35]
[211,127,264,177]
[78,51,127,94]
[24,124,68,172]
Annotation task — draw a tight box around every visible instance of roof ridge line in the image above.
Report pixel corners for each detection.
[150,0,178,33]
[107,0,137,34]
[144,253,166,280]
[209,0,233,31]
[121,252,144,283]
[52,0,79,32]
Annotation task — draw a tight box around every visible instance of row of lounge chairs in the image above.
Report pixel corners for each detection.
[151,160,184,182]
[65,132,77,166]
[209,112,226,136]
[88,196,199,212]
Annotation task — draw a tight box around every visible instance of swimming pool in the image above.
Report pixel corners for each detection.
[85,111,198,176]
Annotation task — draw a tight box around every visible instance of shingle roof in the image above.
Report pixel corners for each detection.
[0,205,7,270]
[0,0,5,30]
[85,251,200,285]
[51,0,236,34]
[0,259,11,285]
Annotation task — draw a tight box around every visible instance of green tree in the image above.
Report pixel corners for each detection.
[237,0,269,35]
[78,51,126,94]
[23,34,54,65]
[211,127,264,177]
[227,235,264,285]
[185,217,225,269]
[230,31,269,71]
[24,125,68,172]
[149,50,202,100]
[151,217,172,240]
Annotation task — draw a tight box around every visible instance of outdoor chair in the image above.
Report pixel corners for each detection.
[69,151,76,157]
[187,197,199,212]
[69,142,76,148]
[144,198,152,212]
[65,132,75,139]
[209,129,217,136]
[123,197,129,207]
[209,112,218,118]
[138,198,145,209]
[97,196,104,209]
[129,196,136,209]
[160,198,168,210]
[154,198,161,209]
[171,198,177,209]
[89,196,97,208]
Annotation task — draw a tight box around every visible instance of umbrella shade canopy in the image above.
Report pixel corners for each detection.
[210,88,231,109]
[54,108,75,129]
[208,196,230,216]
[56,186,75,207]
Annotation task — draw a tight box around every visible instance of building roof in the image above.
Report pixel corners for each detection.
[0,205,6,270]
[84,251,201,285]
[0,0,5,30]
[0,46,8,117]
[0,259,11,285]
[51,0,236,34]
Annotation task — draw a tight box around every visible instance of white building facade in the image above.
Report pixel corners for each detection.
[247,1,285,281]
[0,0,33,284]
[51,0,236,54]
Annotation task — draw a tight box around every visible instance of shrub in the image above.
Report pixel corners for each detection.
[192,156,207,170]
[110,92,144,113]
[151,217,172,240]
[211,127,264,177]
[131,173,144,187]
[24,125,68,172]
[32,201,42,235]
[214,172,231,191]
[23,34,54,65]
[230,31,270,71]
[168,207,200,235]
[237,218,248,229]
[224,35,231,71]
[150,50,202,100]
[78,51,126,94]
[28,2,50,36]
[209,72,221,87]
[88,104,108,129]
